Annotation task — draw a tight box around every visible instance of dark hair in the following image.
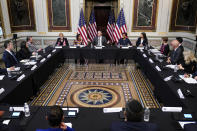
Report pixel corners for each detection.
[20,41,27,49]
[176,37,183,44]
[162,37,168,43]
[76,34,81,41]
[26,36,32,42]
[122,33,127,37]
[141,32,147,40]
[47,105,63,127]
[4,40,11,48]
[125,99,143,122]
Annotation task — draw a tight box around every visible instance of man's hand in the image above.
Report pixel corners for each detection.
[184,73,190,78]
[194,76,197,80]
[60,122,67,130]
[167,57,171,63]
[37,48,42,52]
[178,64,184,70]
[9,66,15,71]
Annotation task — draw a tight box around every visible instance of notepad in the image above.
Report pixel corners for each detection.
[103,107,122,113]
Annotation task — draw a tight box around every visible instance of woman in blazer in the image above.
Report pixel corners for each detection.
[136,32,148,47]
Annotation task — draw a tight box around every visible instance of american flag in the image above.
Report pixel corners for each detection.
[88,10,97,41]
[113,8,127,43]
[107,11,115,42]
[77,9,88,45]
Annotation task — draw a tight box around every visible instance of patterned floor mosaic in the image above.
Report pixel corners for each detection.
[30,64,160,108]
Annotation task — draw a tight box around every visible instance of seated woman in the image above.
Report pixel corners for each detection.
[118,33,132,46]
[178,51,197,74]
[74,34,83,46]
[160,37,170,56]
[56,33,69,46]
[16,41,32,61]
[73,34,85,65]
[136,32,148,47]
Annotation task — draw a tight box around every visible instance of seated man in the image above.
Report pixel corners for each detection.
[118,33,132,46]
[36,105,74,131]
[167,39,184,65]
[111,99,158,131]
[2,40,18,68]
[26,36,42,53]
[92,31,107,46]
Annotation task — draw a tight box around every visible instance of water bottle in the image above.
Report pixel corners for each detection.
[24,103,30,117]
[174,64,178,73]
[144,107,150,122]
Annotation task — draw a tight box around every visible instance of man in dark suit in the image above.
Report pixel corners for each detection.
[2,40,18,68]
[36,105,74,131]
[167,40,184,65]
[92,31,107,46]
[176,37,184,52]
[111,99,159,131]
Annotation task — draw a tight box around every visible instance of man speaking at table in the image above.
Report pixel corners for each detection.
[92,31,107,47]
[167,39,184,65]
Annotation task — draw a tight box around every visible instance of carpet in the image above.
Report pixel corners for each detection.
[30,64,160,108]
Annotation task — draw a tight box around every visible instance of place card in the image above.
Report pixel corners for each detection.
[149,58,154,63]
[143,54,147,58]
[177,89,185,99]
[2,120,10,125]
[31,65,37,71]
[162,107,182,112]
[103,107,122,113]
[122,47,129,49]
[65,123,72,128]
[52,49,56,53]
[164,76,173,81]
[62,108,79,113]
[0,88,5,94]
[179,121,196,129]
[12,107,24,112]
[40,58,46,63]
[69,46,77,48]
[47,54,52,58]
[55,46,62,49]
[17,74,25,82]
[0,75,5,80]
[155,66,161,71]
[140,49,144,52]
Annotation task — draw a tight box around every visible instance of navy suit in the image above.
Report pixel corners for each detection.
[170,46,184,65]
[2,50,18,68]
[111,121,159,131]
[136,37,148,47]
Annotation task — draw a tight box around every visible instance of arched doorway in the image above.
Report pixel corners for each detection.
[85,0,119,39]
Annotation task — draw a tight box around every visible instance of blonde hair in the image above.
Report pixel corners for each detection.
[184,51,197,64]
[59,33,64,37]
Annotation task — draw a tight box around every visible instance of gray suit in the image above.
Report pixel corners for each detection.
[27,42,38,53]
[92,36,107,46]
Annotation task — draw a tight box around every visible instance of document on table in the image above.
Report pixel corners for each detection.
[0,75,5,80]
[103,107,122,113]
[179,75,197,84]
[2,120,10,125]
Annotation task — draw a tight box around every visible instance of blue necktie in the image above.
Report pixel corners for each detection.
[11,52,18,63]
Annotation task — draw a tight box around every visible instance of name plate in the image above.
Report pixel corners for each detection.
[143,54,147,58]
[177,89,185,99]
[31,65,37,71]
[40,58,46,63]
[0,88,5,94]
[17,74,25,82]
[149,58,154,63]
[155,66,161,71]
[69,46,77,49]
[103,107,122,113]
[162,107,182,112]
[52,49,56,53]
[47,54,52,58]
[55,46,62,49]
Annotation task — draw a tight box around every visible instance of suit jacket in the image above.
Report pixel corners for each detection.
[182,61,196,74]
[2,50,18,68]
[184,123,197,131]
[56,38,69,46]
[111,121,159,131]
[27,42,39,53]
[92,36,107,46]
[160,44,170,56]
[118,38,132,46]
[136,37,148,47]
[170,46,184,65]
[36,127,74,131]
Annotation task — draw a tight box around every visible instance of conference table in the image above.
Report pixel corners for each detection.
[0,45,197,131]
[0,106,185,131]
